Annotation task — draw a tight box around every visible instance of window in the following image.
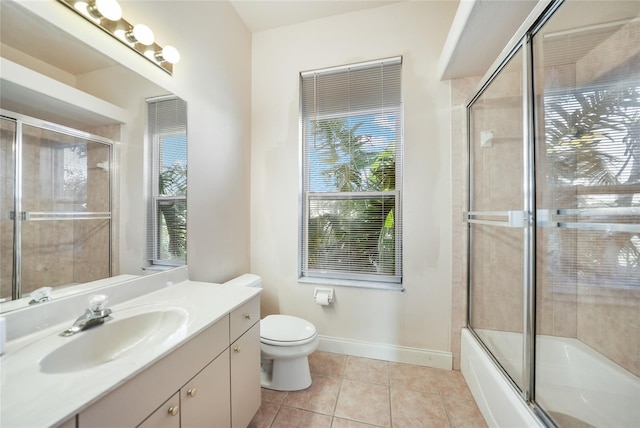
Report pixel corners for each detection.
[147,96,188,266]
[300,57,403,287]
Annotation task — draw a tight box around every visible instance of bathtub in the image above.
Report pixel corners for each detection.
[461,328,640,427]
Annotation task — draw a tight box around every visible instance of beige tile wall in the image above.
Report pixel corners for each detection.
[451,76,481,370]
[1,119,17,299]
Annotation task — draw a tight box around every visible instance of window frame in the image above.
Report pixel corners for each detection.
[147,96,188,267]
[298,58,403,289]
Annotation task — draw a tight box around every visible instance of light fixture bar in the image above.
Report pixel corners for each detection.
[57,0,179,75]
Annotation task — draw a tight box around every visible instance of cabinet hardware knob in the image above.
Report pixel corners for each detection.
[234,346,241,353]
[244,314,251,320]
[168,406,179,416]
[187,388,197,397]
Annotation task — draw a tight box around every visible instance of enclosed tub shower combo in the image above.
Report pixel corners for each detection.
[461,0,640,427]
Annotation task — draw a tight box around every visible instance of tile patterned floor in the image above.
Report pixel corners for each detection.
[249,351,487,428]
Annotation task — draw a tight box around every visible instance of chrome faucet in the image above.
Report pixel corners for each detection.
[60,295,112,337]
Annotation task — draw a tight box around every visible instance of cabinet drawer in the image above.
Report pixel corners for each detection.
[230,295,260,342]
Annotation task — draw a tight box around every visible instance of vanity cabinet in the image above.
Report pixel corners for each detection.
[77,294,260,428]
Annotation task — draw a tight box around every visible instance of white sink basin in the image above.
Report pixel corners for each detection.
[40,309,188,374]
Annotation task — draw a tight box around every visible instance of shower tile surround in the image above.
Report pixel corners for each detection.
[450,17,640,376]
[249,351,486,428]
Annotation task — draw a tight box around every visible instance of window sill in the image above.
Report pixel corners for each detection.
[298,276,404,292]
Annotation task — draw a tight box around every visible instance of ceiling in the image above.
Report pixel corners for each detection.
[229,0,404,33]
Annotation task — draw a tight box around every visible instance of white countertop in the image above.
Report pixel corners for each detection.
[0,279,260,428]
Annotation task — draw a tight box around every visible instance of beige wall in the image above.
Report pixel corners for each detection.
[251,1,457,360]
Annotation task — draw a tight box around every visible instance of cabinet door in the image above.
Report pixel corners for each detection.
[231,322,261,428]
[137,392,180,428]
[181,349,231,428]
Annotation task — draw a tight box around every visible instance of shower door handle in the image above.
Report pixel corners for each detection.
[465,210,529,227]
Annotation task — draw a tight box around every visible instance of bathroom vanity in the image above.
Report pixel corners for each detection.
[0,268,261,428]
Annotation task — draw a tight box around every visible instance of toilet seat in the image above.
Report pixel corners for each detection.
[260,315,317,346]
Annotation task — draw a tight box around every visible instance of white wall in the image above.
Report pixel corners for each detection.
[251,1,457,362]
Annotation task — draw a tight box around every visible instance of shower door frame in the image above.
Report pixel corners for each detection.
[2,110,115,301]
[464,0,565,425]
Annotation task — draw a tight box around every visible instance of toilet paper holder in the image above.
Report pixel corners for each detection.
[313,287,334,305]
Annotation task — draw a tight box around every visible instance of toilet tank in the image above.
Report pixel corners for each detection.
[223,274,262,288]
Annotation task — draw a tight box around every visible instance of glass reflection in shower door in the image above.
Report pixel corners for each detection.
[533,1,640,426]
[18,124,112,296]
[468,47,526,390]
[0,117,16,301]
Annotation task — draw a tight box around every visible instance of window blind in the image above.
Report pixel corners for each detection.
[300,57,403,285]
[147,96,188,265]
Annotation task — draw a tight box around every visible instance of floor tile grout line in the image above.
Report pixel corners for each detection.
[388,374,394,428]
[330,376,343,420]
[439,392,454,428]
[257,352,485,428]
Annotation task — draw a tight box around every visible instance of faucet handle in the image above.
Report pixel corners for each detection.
[29,287,52,305]
[88,294,109,312]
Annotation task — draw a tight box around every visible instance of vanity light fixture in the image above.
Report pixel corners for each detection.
[57,0,179,75]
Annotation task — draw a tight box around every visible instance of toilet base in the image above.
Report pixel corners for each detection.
[260,356,312,391]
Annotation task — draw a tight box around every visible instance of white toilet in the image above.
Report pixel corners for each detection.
[224,274,319,391]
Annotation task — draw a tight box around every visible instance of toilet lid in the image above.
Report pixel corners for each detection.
[260,315,317,345]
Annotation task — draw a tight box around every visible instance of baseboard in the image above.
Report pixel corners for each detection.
[317,335,453,370]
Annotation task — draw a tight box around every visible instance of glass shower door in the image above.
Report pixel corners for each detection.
[1,113,113,301]
[19,124,112,296]
[467,47,526,390]
[533,1,640,426]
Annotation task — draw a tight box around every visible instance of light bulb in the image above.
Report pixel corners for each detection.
[88,0,122,21]
[73,1,89,15]
[132,24,154,45]
[161,46,180,64]
[124,24,155,45]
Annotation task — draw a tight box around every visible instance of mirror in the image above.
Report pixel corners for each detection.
[0,0,181,312]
